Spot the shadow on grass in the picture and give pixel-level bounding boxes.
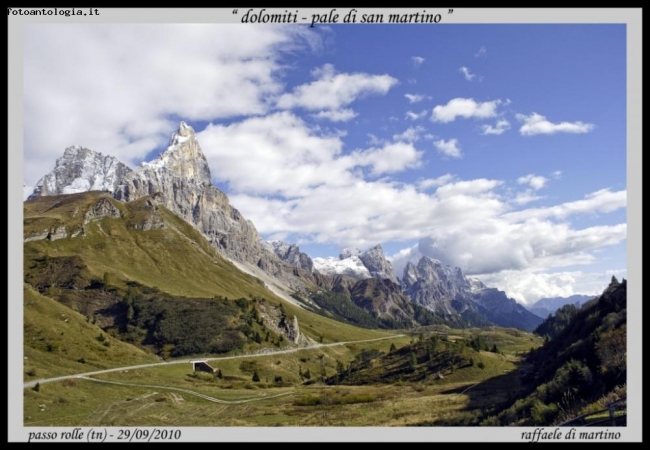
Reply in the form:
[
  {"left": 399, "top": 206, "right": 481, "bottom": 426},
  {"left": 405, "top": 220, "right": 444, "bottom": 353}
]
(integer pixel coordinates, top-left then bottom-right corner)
[{"left": 417, "top": 366, "right": 528, "bottom": 426}]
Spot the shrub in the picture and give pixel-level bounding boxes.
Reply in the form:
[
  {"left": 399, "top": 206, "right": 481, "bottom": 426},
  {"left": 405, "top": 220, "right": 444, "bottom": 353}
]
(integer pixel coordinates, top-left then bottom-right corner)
[
  {"left": 530, "top": 400, "right": 558, "bottom": 425},
  {"left": 295, "top": 395, "right": 321, "bottom": 406},
  {"left": 339, "top": 394, "right": 375, "bottom": 404},
  {"left": 46, "top": 342, "right": 61, "bottom": 352}
]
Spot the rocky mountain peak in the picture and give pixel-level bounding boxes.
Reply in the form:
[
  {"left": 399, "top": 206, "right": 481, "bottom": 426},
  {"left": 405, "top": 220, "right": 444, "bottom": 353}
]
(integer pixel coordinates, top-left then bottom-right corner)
[
  {"left": 177, "top": 120, "right": 194, "bottom": 137},
  {"left": 400, "top": 255, "right": 542, "bottom": 330},
  {"left": 312, "top": 244, "right": 399, "bottom": 283},
  {"left": 469, "top": 277, "right": 487, "bottom": 292},
  {"left": 29, "top": 146, "right": 132, "bottom": 200},
  {"left": 402, "top": 261, "right": 419, "bottom": 288},
  {"left": 268, "top": 240, "right": 314, "bottom": 274},
  {"left": 339, "top": 247, "right": 361, "bottom": 259},
  {"left": 414, "top": 256, "right": 469, "bottom": 288},
  {"left": 27, "top": 123, "right": 306, "bottom": 289},
  {"left": 137, "top": 121, "right": 211, "bottom": 184},
  {"left": 63, "top": 145, "right": 85, "bottom": 157},
  {"left": 359, "top": 244, "right": 398, "bottom": 284}
]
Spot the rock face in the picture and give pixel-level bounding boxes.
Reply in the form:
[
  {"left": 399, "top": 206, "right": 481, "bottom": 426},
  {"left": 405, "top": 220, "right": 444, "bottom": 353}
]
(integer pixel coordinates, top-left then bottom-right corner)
[
  {"left": 84, "top": 197, "right": 123, "bottom": 224},
  {"left": 313, "top": 254, "right": 371, "bottom": 280},
  {"left": 112, "top": 123, "right": 308, "bottom": 289},
  {"left": 359, "top": 245, "right": 398, "bottom": 284},
  {"left": 312, "top": 244, "right": 397, "bottom": 282},
  {"left": 29, "top": 122, "right": 313, "bottom": 294},
  {"left": 402, "top": 257, "right": 471, "bottom": 316},
  {"left": 26, "top": 121, "right": 543, "bottom": 331},
  {"left": 471, "top": 288, "right": 544, "bottom": 331},
  {"left": 349, "top": 278, "right": 419, "bottom": 326},
  {"left": 256, "top": 299, "right": 312, "bottom": 346},
  {"left": 114, "top": 121, "right": 212, "bottom": 223},
  {"left": 29, "top": 146, "right": 132, "bottom": 200},
  {"left": 268, "top": 241, "right": 314, "bottom": 273},
  {"left": 402, "top": 256, "right": 542, "bottom": 331}
]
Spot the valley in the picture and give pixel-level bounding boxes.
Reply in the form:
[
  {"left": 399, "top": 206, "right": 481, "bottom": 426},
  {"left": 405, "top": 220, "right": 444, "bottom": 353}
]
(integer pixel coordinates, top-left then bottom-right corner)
[
  {"left": 24, "top": 322, "right": 541, "bottom": 427},
  {"left": 22, "top": 122, "right": 627, "bottom": 429}
]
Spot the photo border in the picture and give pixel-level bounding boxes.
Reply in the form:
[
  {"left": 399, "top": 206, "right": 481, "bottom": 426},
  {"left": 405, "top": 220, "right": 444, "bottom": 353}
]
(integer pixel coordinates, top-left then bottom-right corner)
[{"left": 8, "top": 7, "right": 642, "bottom": 442}]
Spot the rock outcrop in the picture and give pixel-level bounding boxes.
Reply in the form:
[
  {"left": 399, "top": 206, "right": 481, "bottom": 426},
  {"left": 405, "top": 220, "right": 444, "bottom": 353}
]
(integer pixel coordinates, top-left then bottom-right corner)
[
  {"left": 109, "top": 124, "right": 294, "bottom": 281},
  {"left": 402, "top": 256, "right": 542, "bottom": 330},
  {"left": 29, "top": 146, "right": 132, "bottom": 200},
  {"left": 84, "top": 197, "right": 123, "bottom": 224},
  {"left": 312, "top": 244, "right": 397, "bottom": 282},
  {"left": 358, "top": 245, "right": 398, "bottom": 284},
  {"left": 29, "top": 122, "right": 314, "bottom": 294},
  {"left": 256, "top": 299, "right": 313, "bottom": 346},
  {"left": 268, "top": 241, "right": 314, "bottom": 274}
]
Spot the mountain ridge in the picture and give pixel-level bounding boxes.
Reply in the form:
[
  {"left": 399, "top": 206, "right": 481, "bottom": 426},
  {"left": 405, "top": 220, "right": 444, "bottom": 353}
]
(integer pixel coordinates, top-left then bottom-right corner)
[
  {"left": 526, "top": 294, "right": 594, "bottom": 319},
  {"left": 26, "top": 121, "right": 546, "bottom": 332}
]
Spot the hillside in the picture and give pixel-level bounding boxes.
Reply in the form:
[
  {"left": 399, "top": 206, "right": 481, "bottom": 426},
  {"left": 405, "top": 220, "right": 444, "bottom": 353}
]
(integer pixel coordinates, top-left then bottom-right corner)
[
  {"left": 21, "top": 122, "right": 625, "bottom": 430},
  {"left": 476, "top": 278, "right": 627, "bottom": 426},
  {"left": 24, "top": 284, "right": 159, "bottom": 381},
  {"left": 24, "top": 192, "right": 279, "bottom": 300},
  {"left": 26, "top": 122, "right": 546, "bottom": 333},
  {"left": 527, "top": 294, "right": 593, "bottom": 319},
  {"left": 23, "top": 192, "right": 391, "bottom": 358}
]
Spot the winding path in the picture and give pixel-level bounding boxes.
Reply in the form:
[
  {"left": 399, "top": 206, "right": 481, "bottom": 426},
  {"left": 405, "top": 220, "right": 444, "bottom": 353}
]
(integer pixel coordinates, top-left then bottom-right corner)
[
  {"left": 78, "top": 377, "right": 295, "bottom": 404},
  {"left": 23, "top": 334, "right": 403, "bottom": 389}
]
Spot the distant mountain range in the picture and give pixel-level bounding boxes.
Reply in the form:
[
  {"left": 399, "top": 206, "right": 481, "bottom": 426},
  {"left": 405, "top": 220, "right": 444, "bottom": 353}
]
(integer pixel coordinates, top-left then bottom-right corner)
[
  {"left": 525, "top": 294, "right": 595, "bottom": 319},
  {"left": 25, "top": 122, "right": 553, "bottom": 332}
]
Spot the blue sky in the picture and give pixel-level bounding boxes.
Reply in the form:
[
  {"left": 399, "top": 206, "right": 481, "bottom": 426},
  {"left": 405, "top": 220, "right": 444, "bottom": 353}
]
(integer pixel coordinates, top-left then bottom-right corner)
[{"left": 23, "top": 22, "right": 627, "bottom": 304}]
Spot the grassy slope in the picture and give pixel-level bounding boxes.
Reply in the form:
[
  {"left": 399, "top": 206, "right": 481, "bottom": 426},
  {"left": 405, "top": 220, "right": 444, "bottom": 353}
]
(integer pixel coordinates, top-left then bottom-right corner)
[
  {"left": 24, "top": 328, "right": 542, "bottom": 426},
  {"left": 24, "top": 332, "right": 396, "bottom": 426},
  {"left": 23, "top": 193, "right": 389, "bottom": 351},
  {"left": 24, "top": 193, "right": 277, "bottom": 300},
  {"left": 23, "top": 193, "right": 551, "bottom": 426},
  {"left": 23, "top": 284, "right": 159, "bottom": 381}
]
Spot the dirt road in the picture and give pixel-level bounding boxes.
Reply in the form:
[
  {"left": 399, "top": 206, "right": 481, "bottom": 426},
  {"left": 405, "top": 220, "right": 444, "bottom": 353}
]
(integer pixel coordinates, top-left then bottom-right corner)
[{"left": 23, "top": 334, "right": 403, "bottom": 389}]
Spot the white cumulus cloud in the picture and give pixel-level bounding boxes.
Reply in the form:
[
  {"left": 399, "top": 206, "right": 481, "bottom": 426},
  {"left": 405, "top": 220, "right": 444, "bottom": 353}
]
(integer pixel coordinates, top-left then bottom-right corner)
[
  {"left": 352, "top": 142, "right": 423, "bottom": 176},
  {"left": 393, "top": 126, "right": 426, "bottom": 143},
  {"left": 476, "top": 268, "right": 627, "bottom": 305},
  {"left": 432, "top": 98, "right": 501, "bottom": 123},
  {"left": 405, "top": 110, "right": 428, "bottom": 121},
  {"left": 517, "top": 113, "right": 595, "bottom": 136},
  {"left": 313, "top": 108, "right": 358, "bottom": 122},
  {"left": 417, "top": 174, "right": 455, "bottom": 191},
  {"left": 504, "top": 188, "right": 626, "bottom": 222},
  {"left": 481, "top": 119, "right": 511, "bottom": 135},
  {"left": 23, "top": 23, "right": 320, "bottom": 187},
  {"left": 405, "top": 93, "right": 429, "bottom": 103},
  {"left": 276, "top": 63, "right": 397, "bottom": 113},
  {"left": 517, "top": 174, "right": 548, "bottom": 190},
  {"left": 434, "top": 139, "right": 462, "bottom": 158}
]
